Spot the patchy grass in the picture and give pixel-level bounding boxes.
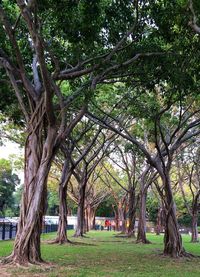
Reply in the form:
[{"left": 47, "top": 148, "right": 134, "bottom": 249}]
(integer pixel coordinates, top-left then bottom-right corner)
[{"left": 0, "top": 231, "right": 200, "bottom": 276}]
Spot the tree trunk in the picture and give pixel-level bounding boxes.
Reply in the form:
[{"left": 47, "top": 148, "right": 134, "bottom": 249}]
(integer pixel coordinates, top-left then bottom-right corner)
[
  {"left": 191, "top": 213, "right": 199, "bottom": 243},
  {"left": 3, "top": 126, "right": 57, "bottom": 264},
  {"left": 87, "top": 205, "right": 96, "bottom": 230},
  {"left": 127, "top": 187, "right": 136, "bottom": 237},
  {"left": 54, "top": 185, "right": 70, "bottom": 244},
  {"left": 136, "top": 188, "right": 150, "bottom": 244},
  {"left": 53, "top": 158, "right": 71, "bottom": 244},
  {"left": 156, "top": 207, "right": 162, "bottom": 235},
  {"left": 92, "top": 211, "right": 96, "bottom": 230},
  {"left": 84, "top": 208, "right": 89, "bottom": 233},
  {"left": 118, "top": 202, "right": 126, "bottom": 233},
  {"left": 163, "top": 205, "right": 184, "bottom": 257},
  {"left": 112, "top": 205, "right": 119, "bottom": 231},
  {"left": 74, "top": 179, "right": 87, "bottom": 237},
  {"left": 163, "top": 174, "right": 186, "bottom": 257}
]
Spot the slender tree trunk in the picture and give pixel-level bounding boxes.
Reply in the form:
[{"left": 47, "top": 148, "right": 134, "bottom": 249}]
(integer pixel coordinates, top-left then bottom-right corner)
[
  {"left": 136, "top": 188, "right": 150, "bottom": 244},
  {"left": 84, "top": 209, "right": 89, "bottom": 233},
  {"left": 87, "top": 205, "right": 96, "bottom": 230},
  {"left": 191, "top": 212, "right": 199, "bottom": 243},
  {"left": 51, "top": 156, "right": 71, "bottom": 244},
  {"left": 92, "top": 210, "right": 96, "bottom": 230},
  {"left": 156, "top": 207, "right": 162, "bottom": 235},
  {"left": 3, "top": 126, "right": 57, "bottom": 264},
  {"left": 163, "top": 174, "right": 186, "bottom": 257},
  {"left": 53, "top": 185, "right": 70, "bottom": 244},
  {"left": 112, "top": 205, "right": 119, "bottom": 231},
  {"left": 118, "top": 203, "right": 126, "bottom": 233},
  {"left": 74, "top": 180, "right": 87, "bottom": 237},
  {"left": 127, "top": 187, "right": 136, "bottom": 237}
]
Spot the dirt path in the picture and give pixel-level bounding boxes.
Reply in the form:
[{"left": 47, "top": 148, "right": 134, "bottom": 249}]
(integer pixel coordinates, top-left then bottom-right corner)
[{"left": 0, "top": 267, "right": 11, "bottom": 277}]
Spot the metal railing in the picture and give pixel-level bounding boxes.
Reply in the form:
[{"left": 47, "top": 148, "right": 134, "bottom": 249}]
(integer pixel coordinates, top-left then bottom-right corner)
[{"left": 0, "top": 223, "right": 74, "bottom": 241}]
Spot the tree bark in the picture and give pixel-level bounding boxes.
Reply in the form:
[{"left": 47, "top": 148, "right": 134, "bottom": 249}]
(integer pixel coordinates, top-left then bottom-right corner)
[
  {"left": 53, "top": 158, "right": 71, "bottom": 244},
  {"left": 53, "top": 184, "right": 70, "bottom": 244},
  {"left": 118, "top": 202, "right": 126, "bottom": 233},
  {"left": 156, "top": 207, "right": 163, "bottom": 235},
  {"left": 112, "top": 205, "right": 119, "bottom": 231},
  {"left": 74, "top": 179, "right": 87, "bottom": 237},
  {"left": 191, "top": 213, "right": 199, "bottom": 243},
  {"left": 84, "top": 209, "right": 89, "bottom": 233},
  {"left": 136, "top": 188, "right": 150, "bottom": 244},
  {"left": 86, "top": 205, "right": 96, "bottom": 230},
  {"left": 127, "top": 187, "right": 137, "bottom": 237},
  {"left": 163, "top": 174, "right": 186, "bottom": 257},
  {"left": 3, "top": 126, "right": 57, "bottom": 264}
]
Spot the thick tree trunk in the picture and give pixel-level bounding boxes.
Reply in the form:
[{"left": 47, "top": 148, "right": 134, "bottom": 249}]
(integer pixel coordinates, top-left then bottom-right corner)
[
  {"left": 163, "top": 175, "right": 186, "bottom": 257},
  {"left": 164, "top": 205, "right": 184, "bottom": 257},
  {"left": 136, "top": 189, "right": 150, "bottom": 244},
  {"left": 3, "top": 127, "right": 57, "bottom": 264},
  {"left": 74, "top": 180, "right": 87, "bottom": 237},
  {"left": 127, "top": 188, "right": 136, "bottom": 237},
  {"left": 191, "top": 213, "right": 199, "bottom": 243}
]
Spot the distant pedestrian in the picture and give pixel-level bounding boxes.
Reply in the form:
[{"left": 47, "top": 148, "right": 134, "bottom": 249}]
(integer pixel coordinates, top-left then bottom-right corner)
[{"left": 105, "top": 219, "right": 109, "bottom": 231}]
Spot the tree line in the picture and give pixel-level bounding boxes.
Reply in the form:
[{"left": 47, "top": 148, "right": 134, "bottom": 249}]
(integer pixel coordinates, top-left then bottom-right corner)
[{"left": 0, "top": 0, "right": 200, "bottom": 265}]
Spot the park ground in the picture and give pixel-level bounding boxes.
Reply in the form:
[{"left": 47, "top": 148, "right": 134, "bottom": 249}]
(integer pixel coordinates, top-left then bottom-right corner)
[{"left": 0, "top": 231, "right": 200, "bottom": 277}]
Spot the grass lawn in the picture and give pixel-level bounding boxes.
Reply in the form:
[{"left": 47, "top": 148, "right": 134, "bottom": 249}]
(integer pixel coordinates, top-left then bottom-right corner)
[{"left": 0, "top": 231, "right": 200, "bottom": 276}]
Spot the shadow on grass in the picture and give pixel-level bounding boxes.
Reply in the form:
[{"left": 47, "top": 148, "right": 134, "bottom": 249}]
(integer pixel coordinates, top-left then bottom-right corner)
[{"left": 70, "top": 241, "right": 97, "bottom": 246}]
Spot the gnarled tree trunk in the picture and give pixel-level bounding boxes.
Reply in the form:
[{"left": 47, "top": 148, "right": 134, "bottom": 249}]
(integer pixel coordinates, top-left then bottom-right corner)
[
  {"left": 53, "top": 159, "right": 71, "bottom": 244},
  {"left": 191, "top": 213, "right": 199, "bottom": 243},
  {"left": 74, "top": 179, "right": 87, "bottom": 237},
  {"left": 127, "top": 187, "right": 137, "bottom": 237},
  {"left": 136, "top": 188, "right": 150, "bottom": 244},
  {"left": 112, "top": 205, "right": 119, "bottom": 231},
  {"left": 86, "top": 205, "right": 96, "bottom": 230},
  {"left": 163, "top": 175, "right": 186, "bottom": 257},
  {"left": 84, "top": 208, "right": 89, "bottom": 233},
  {"left": 54, "top": 184, "right": 70, "bottom": 244},
  {"left": 3, "top": 126, "right": 57, "bottom": 264},
  {"left": 118, "top": 201, "right": 127, "bottom": 234},
  {"left": 156, "top": 206, "right": 165, "bottom": 235}
]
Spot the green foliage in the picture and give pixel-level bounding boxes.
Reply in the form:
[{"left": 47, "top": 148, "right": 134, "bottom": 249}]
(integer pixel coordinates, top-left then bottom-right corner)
[
  {"left": 96, "top": 197, "right": 115, "bottom": 217},
  {"left": 0, "top": 158, "right": 20, "bottom": 216},
  {"left": 46, "top": 190, "right": 59, "bottom": 216},
  {"left": 146, "top": 195, "right": 159, "bottom": 223},
  {"left": 178, "top": 214, "right": 200, "bottom": 227}
]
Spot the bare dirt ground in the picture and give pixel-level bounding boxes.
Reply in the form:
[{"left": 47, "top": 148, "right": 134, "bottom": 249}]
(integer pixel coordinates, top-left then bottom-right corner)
[{"left": 0, "top": 266, "right": 11, "bottom": 277}]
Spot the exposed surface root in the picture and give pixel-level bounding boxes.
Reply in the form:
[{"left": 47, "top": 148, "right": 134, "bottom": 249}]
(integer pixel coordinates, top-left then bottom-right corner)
[
  {"left": 127, "top": 233, "right": 136, "bottom": 238},
  {"left": 70, "top": 241, "right": 97, "bottom": 246},
  {"left": 46, "top": 238, "right": 72, "bottom": 245},
  {"left": 114, "top": 234, "right": 129, "bottom": 238},
  {"left": 73, "top": 234, "right": 88, "bottom": 238},
  {"left": 0, "top": 253, "right": 46, "bottom": 267},
  {"left": 135, "top": 239, "right": 152, "bottom": 244},
  {"left": 161, "top": 250, "right": 196, "bottom": 259}
]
